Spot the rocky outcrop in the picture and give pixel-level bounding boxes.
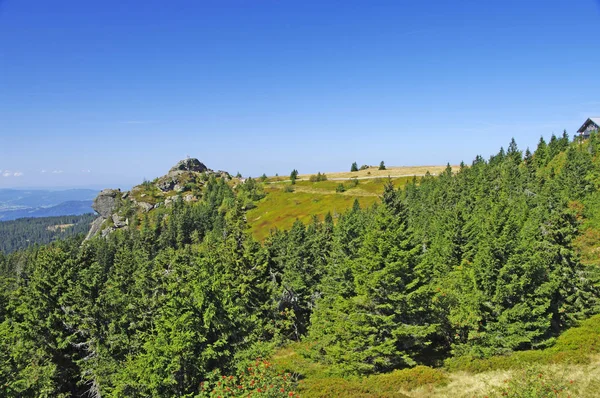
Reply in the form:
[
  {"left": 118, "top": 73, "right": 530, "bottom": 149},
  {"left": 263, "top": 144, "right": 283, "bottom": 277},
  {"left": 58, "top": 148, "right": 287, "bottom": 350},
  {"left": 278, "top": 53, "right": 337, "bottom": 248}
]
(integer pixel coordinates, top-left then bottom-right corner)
[
  {"left": 164, "top": 196, "right": 181, "bottom": 207},
  {"left": 84, "top": 189, "right": 123, "bottom": 241},
  {"left": 136, "top": 201, "right": 154, "bottom": 212},
  {"left": 85, "top": 217, "right": 105, "bottom": 241},
  {"left": 169, "top": 158, "right": 207, "bottom": 175},
  {"left": 93, "top": 189, "right": 120, "bottom": 218},
  {"left": 156, "top": 177, "right": 177, "bottom": 192},
  {"left": 112, "top": 214, "right": 127, "bottom": 228},
  {"left": 157, "top": 158, "right": 209, "bottom": 192},
  {"left": 85, "top": 158, "right": 219, "bottom": 241},
  {"left": 101, "top": 226, "right": 116, "bottom": 238}
]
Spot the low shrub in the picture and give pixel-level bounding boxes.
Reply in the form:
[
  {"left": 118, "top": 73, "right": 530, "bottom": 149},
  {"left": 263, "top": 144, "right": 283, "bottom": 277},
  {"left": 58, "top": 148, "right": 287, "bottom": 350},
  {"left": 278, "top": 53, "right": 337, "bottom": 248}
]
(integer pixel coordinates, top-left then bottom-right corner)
[
  {"left": 284, "top": 185, "right": 295, "bottom": 193},
  {"left": 369, "top": 366, "right": 448, "bottom": 392},
  {"left": 299, "top": 377, "right": 377, "bottom": 398},
  {"left": 198, "top": 358, "right": 298, "bottom": 398},
  {"left": 297, "top": 367, "right": 445, "bottom": 398},
  {"left": 336, "top": 184, "right": 346, "bottom": 193},
  {"left": 547, "top": 314, "right": 600, "bottom": 354},
  {"left": 309, "top": 172, "right": 327, "bottom": 182}
]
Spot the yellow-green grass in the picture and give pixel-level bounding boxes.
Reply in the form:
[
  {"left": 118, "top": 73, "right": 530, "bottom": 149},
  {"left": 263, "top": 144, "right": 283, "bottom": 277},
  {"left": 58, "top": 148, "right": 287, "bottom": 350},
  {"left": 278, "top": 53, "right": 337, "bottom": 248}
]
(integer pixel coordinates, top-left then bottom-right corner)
[
  {"left": 411, "top": 357, "right": 600, "bottom": 398},
  {"left": 247, "top": 188, "right": 377, "bottom": 241},
  {"left": 266, "top": 165, "right": 454, "bottom": 183},
  {"left": 247, "top": 177, "right": 414, "bottom": 240},
  {"left": 313, "top": 165, "right": 454, "bottom": 180}
]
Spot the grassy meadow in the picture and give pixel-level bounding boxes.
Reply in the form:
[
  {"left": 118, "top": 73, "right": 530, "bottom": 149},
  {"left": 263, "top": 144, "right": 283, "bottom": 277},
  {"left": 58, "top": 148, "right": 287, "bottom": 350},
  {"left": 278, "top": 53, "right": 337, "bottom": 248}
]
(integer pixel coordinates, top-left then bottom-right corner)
[
  {"left": 266, "top": 165, "right": 453, "bottom": 182},
  {"left": 246, "top": 163, "right": 452, "bottom": 241},
  {"left": 247, "top": 175, "right": 416, "bottom": 240}
]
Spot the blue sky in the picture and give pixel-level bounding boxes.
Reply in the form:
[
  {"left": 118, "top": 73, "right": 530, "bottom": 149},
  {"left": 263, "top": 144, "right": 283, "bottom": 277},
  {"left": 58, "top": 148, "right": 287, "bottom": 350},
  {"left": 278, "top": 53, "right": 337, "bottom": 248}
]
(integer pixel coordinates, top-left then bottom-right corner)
[{"left": 1, "top": 0, "right": 599, "bottom": 188}]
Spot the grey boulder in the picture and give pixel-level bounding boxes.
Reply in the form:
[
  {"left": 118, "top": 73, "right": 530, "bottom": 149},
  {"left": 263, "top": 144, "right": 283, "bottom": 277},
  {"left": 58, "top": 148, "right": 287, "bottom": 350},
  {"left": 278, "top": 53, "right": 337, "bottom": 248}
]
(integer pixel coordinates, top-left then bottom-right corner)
[{"left": 92, "top": 189, "right": 120, "bottom": 218}]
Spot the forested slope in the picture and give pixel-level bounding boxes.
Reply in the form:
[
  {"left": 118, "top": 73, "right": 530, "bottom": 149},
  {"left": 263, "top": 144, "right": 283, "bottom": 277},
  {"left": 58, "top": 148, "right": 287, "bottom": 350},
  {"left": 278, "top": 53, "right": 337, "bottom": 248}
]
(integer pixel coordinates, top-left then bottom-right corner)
[
  {"left": 1, "top": 133, "right": 599, "bottom": 397},
  {"left": 0, "top": 214, "right": 96, "bottom": 253}
]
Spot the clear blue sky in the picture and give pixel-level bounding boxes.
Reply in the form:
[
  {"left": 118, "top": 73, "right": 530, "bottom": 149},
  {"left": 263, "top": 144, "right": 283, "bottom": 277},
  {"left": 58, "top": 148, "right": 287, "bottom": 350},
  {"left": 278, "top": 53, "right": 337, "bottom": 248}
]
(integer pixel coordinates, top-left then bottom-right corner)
[{"left": 1, "top": 0, "right": 599, "bottom": 188}]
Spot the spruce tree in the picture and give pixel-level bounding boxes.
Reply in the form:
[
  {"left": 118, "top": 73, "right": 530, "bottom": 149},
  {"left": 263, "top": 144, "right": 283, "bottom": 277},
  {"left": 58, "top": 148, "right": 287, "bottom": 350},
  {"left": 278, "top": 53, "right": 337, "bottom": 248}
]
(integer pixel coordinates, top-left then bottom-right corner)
[{"left": 290, "top": 169, "right": 298, "bottom": 185}]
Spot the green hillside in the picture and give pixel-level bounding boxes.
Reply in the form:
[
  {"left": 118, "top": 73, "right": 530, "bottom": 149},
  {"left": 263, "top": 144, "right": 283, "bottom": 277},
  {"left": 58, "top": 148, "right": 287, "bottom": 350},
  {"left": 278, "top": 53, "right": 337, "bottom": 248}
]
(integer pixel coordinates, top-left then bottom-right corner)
[
  {"left": 248, "top": 176, "right": 415, "bottom": 240},
  {"left": 1, "top": 134, "right": 600, "bottom": 397}
]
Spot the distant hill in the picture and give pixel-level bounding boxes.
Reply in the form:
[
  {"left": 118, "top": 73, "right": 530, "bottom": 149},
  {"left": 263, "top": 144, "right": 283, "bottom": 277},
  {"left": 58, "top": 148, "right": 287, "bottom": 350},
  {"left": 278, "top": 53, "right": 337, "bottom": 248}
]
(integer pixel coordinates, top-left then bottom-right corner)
[
  {"left": 0, "top": 188, "right": 98, "bottom": 210},
  {"left": 0, "top": 189, "right": 97, "bottom": 221},
  {"left": 1, "top": 200, "right": 95, "bottom": 221},
  {"left": 0, "top": 213, "right": 97, "bottom": 253},
  {"left": 0, "top": 200, "right": 94, "bottom": 221}
]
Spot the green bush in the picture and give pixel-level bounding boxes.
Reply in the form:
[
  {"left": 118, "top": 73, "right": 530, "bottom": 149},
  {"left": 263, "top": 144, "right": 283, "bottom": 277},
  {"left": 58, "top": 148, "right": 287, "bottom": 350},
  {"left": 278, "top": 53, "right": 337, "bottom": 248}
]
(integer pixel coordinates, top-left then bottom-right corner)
[
  {"left": 284, "top": 185, "right": 295, "bottom": 193},
  {"left": 297, "top": 366, "right": 445, "bottom": 398},
  {"left": 336, "top": 184, "right": 346, "bottom": 193},
  {"left": 309, "top": 172, "right": 327, "bottom": 182},
  {"left": 370, "top": 366, "right": 448, "bottom": 391},
  {"left": 299, "top": 377, "right": 376, "bottom": 398}
]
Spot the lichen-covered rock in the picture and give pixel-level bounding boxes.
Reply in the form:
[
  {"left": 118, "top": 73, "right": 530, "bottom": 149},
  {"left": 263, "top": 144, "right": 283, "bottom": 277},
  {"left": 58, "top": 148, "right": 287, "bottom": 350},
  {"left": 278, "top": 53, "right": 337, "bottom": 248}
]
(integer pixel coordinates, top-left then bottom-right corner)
[
  {"left": 214, "top": 170, "right": 231, "bottom": 179},
  {"left": 164, "top": 196, "right": 182, "bottom": 207},
  {"left": 183, "top": 194, "right": 196, "bottom": 202},
  {"left": 112, "top": 214, "right": 127, "bottom": 228},
  {"left": 137, "top": 201, "right": 154, "bottom": 212},
  {"left": 173, "top": 184, "right": 184, "bottom": 192},
  {"left": 156, "top": 176, "right": 176, "bottom": 192}
]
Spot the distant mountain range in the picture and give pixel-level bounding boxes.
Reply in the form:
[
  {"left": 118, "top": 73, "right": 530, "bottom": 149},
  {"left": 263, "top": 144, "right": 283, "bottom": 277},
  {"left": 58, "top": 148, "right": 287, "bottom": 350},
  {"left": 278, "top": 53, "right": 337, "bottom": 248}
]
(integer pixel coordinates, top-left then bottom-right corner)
[{"left": 0, "top": 189, "right": 98, "bottom": 221}]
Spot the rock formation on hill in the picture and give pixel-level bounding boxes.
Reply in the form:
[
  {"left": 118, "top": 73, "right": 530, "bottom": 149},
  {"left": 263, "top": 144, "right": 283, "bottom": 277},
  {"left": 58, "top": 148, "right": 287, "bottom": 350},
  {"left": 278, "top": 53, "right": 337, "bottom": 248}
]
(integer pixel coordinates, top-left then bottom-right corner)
[
  {"left": 93, "top": 189, "right": 120, "bottom": 218},
  {"left": 85, "top": 189, "right": 121, "bottom": 240},
  {"left": 85, "top": 158, "right": 231, "bottom": 240},
  {"left": 169, "top": 158, "right": 208, "bottom": 174}
]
